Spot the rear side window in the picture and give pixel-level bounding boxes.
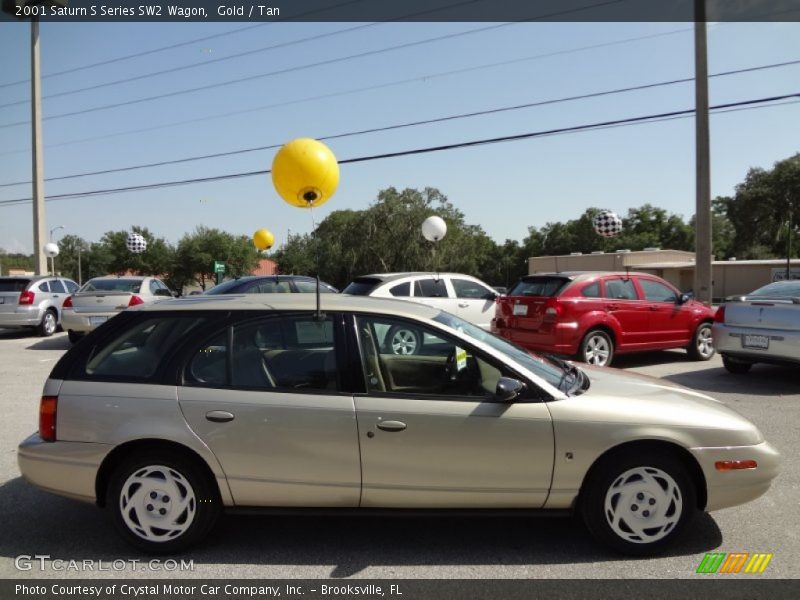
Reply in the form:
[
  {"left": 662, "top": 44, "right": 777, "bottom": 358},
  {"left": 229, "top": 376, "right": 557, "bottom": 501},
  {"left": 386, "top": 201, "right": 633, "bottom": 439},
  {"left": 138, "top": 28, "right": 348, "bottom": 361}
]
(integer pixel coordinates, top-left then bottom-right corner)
[
  {"left": 342, "top": 278, "right": 382, "bottom": 295},
  {"left": 414, "top": 278, "right": 448, "bottom": 298},
  {"left": 605, "top": 278, "right": 638, "bottom": 300},
  {"left": 37, "top": 281, "right": 51, "bottom": 292},
  {"left": 85, "top": 317, "right": 206, "bottom": 380},
  {"left": 581, "top": 282, "right": 602, "bottom": 298},
  {"left": 509, "top": 276, "right": 570, "bottom": 297},
  {"left": 248, "top": 280, "right": 291, "bottom": 293},
  {"left": 389, "top": 282, "right": 411, "bottom": 297},
  {"left": 294, "top": 279, "right": 336, "bottom": 293},
  {"left": 0, "top": 279, "right": 31, "bottom": 292}
]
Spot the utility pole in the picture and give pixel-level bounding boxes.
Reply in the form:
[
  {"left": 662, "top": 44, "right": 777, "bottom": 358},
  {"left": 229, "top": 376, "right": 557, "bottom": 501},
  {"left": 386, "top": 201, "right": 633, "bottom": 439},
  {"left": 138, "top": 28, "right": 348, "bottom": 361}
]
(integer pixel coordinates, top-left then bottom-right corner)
[
  {"left": 693, "top": 0, "right": 713, "bottom": 305},
  {"left": 31, "top": 15, "right": 47, "bottom": 276}
]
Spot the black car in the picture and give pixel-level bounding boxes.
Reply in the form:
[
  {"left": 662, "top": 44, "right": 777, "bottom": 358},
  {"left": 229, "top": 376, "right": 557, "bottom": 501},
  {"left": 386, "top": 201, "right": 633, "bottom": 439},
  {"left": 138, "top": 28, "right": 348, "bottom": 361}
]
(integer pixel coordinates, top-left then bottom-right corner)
[{"left": 204, "top": 275, "right": 339, "bottom": 295}]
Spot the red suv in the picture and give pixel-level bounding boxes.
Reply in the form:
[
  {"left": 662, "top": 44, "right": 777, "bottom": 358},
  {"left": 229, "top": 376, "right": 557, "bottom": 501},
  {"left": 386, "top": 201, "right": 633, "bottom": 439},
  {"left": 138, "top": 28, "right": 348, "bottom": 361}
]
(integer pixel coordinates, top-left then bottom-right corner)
[{"left": 491, "top": 272, "right": 716, "bottom": 366}]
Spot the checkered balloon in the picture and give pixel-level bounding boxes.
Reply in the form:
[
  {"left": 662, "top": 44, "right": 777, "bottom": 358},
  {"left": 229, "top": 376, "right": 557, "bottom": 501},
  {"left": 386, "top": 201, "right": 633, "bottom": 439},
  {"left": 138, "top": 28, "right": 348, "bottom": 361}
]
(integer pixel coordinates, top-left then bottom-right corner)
[
  {"left": 593, "top": 210, "right": 623, "bottom": 238},
  {"left": 126, "top": 232, "right": 147, "bottom": 254}
]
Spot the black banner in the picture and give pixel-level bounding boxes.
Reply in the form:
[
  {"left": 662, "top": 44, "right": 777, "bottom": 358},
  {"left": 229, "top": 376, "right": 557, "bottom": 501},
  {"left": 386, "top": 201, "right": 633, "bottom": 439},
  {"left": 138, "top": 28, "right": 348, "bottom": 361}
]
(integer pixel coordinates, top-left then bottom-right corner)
[
  {"left": 1, "top": 0, "right": 800, "bottom": 23},
  {"left": 3, "top": 579, "right": 800, "bottom": 600}
]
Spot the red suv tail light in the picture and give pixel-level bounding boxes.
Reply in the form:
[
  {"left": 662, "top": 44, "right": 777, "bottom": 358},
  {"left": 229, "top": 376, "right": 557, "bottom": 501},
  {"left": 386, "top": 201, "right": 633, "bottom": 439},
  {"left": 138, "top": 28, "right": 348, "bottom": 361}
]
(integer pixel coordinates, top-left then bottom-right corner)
[
  {"left": 19, "top": 290, "right": 35, "bottom": 305},
  {"left": 62, "top": 295, "right": 73, "bottom": 309},
  {"left": 542, "top": 299, "right": 562, "bottom": 323},
  {"left": 128, "top": 295, "right": 144, "bottom": 307},
  {"left": 714, "top": 305, "right": 726, "bottom": 323},
  {"left": 39, "top": 395, "right": 58, "bottom": 442}
]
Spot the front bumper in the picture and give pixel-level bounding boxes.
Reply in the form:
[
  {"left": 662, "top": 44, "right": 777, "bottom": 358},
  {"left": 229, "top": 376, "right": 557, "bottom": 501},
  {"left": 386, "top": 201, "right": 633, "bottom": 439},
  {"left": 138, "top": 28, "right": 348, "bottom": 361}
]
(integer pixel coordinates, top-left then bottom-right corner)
[
  {"left": 690, "top": 440, "right": 780, "bottom": 511},
  {"left": 0, "top": 306, "right": 42, "bottom": 328},
  {"left": 18, "top": 433, "right": 113, "bottom": 503}
]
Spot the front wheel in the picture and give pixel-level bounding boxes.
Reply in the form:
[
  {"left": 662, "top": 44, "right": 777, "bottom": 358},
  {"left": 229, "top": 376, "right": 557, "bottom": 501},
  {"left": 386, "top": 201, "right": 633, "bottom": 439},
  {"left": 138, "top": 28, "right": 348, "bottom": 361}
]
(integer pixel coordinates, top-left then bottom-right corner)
[
  {"left": 67, "top": 330, "right": 84, "bottom": 344},
  {"left": 108, "top": 453, "right": 220, "bottom": 553},
  {"left": 581, "top": 453, "right": 696, "bottom": 555},
  {"left": 579, "top": 330, "right": 614, "bottom": 367},
  {"left": 687, "top": 322, "right": 715, "bottom": 361}
]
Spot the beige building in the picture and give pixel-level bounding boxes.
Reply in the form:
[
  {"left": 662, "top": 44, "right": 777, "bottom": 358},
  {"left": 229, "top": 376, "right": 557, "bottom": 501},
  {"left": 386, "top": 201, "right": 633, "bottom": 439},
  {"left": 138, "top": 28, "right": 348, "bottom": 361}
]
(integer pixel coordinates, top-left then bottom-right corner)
[{"left": 529, "top": 249, "right": 800, "bottom": 301}]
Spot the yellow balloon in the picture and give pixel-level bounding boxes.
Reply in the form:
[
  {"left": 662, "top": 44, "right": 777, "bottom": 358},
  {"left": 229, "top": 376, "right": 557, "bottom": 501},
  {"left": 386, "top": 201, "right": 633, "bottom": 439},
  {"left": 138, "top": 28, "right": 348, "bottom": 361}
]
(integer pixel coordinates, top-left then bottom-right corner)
[
  {"left": 271, "top": 138, "right": 339, "bottom": 208},
  {"left": 253, "top": 228, "right": 275, "bottom": 250}
]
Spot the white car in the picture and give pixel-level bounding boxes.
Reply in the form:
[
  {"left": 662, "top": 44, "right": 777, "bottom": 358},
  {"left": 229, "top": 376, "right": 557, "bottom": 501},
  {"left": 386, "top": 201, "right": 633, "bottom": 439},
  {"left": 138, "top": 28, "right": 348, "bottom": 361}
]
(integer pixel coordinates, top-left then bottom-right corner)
[{"left": 343, "top": 272, "right": 499, "bottom": 354}]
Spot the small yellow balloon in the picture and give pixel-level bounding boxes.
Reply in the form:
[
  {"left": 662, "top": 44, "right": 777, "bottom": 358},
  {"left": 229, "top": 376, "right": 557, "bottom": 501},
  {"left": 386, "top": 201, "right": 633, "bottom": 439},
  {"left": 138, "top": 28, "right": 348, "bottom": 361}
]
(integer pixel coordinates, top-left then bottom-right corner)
[
  {"left": 253, "top": 228, "right": 275, "bottom": 250},
  {"left": 271, "top": 138, "right": 339, "bottom": 209}
]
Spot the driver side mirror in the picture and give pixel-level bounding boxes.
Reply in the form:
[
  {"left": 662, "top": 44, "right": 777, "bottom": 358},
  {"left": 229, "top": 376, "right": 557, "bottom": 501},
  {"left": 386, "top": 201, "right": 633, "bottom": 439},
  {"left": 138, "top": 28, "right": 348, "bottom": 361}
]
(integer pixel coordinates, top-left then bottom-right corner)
[
  {"left": 493, "top": 377, "right": 526, "bottom": 403},
  {"left": 678, "top": 291, "right": 694, "bottom": 304}
]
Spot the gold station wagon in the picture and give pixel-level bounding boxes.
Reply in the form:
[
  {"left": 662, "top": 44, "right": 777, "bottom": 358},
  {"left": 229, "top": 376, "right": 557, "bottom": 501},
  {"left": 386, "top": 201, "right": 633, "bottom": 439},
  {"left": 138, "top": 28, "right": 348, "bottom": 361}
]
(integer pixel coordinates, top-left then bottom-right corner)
[{"left": 18, "top": 294, "right": 779, "bottom": 554}]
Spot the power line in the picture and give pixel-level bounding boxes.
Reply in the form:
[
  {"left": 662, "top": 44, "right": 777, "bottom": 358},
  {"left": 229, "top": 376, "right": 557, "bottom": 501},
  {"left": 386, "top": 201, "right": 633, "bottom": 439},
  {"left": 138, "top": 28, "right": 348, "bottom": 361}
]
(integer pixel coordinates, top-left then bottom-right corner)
[
  {"left": 0, "top": 0, "right": 623, "bottom": 129},
  {"left": 0, "top": 0, "right": 370, "bottom": 89},
  {"left": 1, "top": 57, "right": 797, "bottom": 188},
  {"left": 1, "top": 92, "right": 796, "bottom": 207}
]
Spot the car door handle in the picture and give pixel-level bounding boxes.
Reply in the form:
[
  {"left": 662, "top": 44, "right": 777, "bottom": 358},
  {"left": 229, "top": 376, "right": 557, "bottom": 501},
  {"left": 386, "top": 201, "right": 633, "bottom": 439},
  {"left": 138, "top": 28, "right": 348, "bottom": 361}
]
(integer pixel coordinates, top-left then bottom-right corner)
[
  {"left": 458, "top": 302, "right": 469, "bottom": 308},
  {"left": 607, "top": 303, "right": 620, "bottom": 310},
  {"left": 376, "top": 420, "right": 407, "bottom": 432},
  {"left": 205, "top": 410, "right": 235, "bottom": 423},
  {"left": 648, "top": 305, "right": 660, "bottom": 311}
]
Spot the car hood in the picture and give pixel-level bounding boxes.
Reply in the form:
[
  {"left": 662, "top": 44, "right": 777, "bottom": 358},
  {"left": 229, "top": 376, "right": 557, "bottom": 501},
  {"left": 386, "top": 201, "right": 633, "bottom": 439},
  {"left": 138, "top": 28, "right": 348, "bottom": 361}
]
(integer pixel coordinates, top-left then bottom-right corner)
[{"left": 547, "top": 364, "right": 764, "bottom": 447}]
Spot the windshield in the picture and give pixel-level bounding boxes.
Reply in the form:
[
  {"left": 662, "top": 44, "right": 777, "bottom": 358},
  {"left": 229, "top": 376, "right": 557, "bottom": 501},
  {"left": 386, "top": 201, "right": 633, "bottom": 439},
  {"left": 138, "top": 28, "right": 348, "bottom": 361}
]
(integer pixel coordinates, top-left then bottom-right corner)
[
  {"left": 342, "top": 278, "right": 382, "bottom": 295},
  {"left": 750, "top": 281, "right": 800, "bottom": 298},
  {"left": 432, "top": 311, "right": 565, "bottom": 389},
  {"left": 508, "top": 276, "right": 571, "bottom": 297},
  {"left": 81, "top": 279, "right": 143, "bottom": 293}
]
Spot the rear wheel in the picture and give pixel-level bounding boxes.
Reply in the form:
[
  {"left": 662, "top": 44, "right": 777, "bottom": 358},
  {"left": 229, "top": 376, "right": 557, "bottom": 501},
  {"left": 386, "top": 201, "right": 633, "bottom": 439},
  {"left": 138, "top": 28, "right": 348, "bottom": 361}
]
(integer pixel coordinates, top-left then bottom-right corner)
[
  {"left": 687, "top": 322, "right": 715, "bottom": 361},
  {"left": 67, "top": 330, "right": 84, "bottom": 344},
  {"left": 581, "top": 452, "right": 696, "bottom": 555},
  {"left": 386, "top": 325, "right": 422, "bottom": 355},
  {"left": 579, "top": 329, "right": 614, "bottom": 367},
  {"left": 38, "top": 309, "right": 57, "bottom": 337},
  {"left": 108, "top": 453, "right": 221, "bottom": 553},
  {"left": 722, "top": 355, "right": 752, "bottom": 374}
]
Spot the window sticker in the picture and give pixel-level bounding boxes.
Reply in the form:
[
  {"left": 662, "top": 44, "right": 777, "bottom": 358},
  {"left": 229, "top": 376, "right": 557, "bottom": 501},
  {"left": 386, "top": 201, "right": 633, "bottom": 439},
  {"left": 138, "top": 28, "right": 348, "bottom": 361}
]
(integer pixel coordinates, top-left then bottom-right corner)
[{"left": 455, "top": 346, "right": 468, "bottom": 371}]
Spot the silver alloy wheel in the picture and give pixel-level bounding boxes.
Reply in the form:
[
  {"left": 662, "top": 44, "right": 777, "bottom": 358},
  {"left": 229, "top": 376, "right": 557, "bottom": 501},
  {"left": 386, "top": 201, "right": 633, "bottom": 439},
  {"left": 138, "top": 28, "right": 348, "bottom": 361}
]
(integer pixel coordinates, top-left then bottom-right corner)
[
  {"left": 119, "top": 465, "right": 197, "bottom": 543},
  {"left": 584, "top": 334, "right": 610, "bottom": 365},
  {"left": 42, "top": 311, "right": 56, "bottom": 335},
  {"left": 390, "top": 328, "right": 419, "bottom": 355},
  {"left": 696, "top": 325, "right": 714, "bottom": 358},
  {"left": 604, "top": 466, "right": 683, "bottom": 545}
]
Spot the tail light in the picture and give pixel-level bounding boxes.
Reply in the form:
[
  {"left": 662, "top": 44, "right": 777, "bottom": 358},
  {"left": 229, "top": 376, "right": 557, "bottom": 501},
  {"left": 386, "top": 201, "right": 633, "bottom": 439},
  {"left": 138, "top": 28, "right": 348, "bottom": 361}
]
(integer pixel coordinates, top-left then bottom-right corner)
[
  {"left": 19, "top": 290, "right": 35, "bottom": 305},
  {"left": 39, "top": 395, "right": 58, "bottom": 442},
  {"left": 714, "top": 305, "right": 726, "bottom": 323},
  {"left": 62, "top": 295, "right": 73, "bottom": 309},
  {"left": 543, "top": 299, "right": 562, "bottom": 323},
  {"left": 128, "top": 295, "right": 144, "bottom": 307}
]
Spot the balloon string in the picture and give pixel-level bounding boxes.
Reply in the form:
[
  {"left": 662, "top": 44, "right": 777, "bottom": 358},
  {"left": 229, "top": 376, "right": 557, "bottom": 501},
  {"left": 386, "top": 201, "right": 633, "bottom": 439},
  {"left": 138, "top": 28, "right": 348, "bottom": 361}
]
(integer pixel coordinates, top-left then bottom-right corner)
[{"left": 309, "top": 202, "right": 324, "bottom": 320}]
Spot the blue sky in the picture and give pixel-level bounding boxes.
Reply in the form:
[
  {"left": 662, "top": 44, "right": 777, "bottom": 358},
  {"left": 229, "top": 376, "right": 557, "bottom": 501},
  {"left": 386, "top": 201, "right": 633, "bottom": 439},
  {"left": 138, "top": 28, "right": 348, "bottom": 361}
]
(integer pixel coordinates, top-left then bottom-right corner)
[{"left": 0, "top": 20, "right": 798, "bottom": 254}]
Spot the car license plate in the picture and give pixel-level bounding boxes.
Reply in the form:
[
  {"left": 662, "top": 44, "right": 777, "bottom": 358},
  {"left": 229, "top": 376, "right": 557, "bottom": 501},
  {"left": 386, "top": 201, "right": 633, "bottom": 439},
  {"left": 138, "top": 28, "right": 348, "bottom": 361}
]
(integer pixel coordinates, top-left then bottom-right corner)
[
  {"left": 513, "top": 304, "right": 528, "bottom": 316},
  {"left": 90, "top": 316, "right": 108, "bottom": 327},
  {"left": 742, "top": 335, "right": 769, "bottom": 350}
]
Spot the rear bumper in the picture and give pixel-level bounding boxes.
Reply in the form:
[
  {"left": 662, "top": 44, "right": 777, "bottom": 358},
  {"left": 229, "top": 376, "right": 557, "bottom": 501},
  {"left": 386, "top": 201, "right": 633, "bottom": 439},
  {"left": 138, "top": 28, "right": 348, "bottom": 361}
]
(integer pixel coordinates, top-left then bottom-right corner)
[
  {"left": 712, "top": 323, "right": 800, "bottom": 365},
  {"left": 18, "top": 433, "right": 112, "bottom": 503},
  {"left": 690, "top": 441, "right": 780, "bottom": 511},
  {"left": 0, "top": 306, "right": 42, "bottom": 328},
  {"left": 491, "top": 321, "right": 580, "bottom": 355},
  {"left": 61, "top": 310, "right": 112, "bottom": 333}
]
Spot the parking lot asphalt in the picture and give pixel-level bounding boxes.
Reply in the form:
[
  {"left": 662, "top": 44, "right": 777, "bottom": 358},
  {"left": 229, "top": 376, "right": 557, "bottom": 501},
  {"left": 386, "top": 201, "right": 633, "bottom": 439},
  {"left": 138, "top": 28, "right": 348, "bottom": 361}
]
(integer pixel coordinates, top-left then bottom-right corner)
[{"left": 0, "top": 329, "right": 797, "bottom": 580}]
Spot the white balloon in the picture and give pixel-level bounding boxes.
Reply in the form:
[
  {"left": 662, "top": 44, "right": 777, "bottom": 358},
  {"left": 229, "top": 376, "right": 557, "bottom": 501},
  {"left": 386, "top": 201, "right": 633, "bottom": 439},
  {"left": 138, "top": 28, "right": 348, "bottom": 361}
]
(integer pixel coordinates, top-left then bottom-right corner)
[
  {"left": 43, "top": 242, "right": 59, "bottom": 258},
  {"left": 421, "top": 215, "right": 447, "bottom": 242},
  {"left": 126, "top": 232, "right": 148, "bottom": 254}
]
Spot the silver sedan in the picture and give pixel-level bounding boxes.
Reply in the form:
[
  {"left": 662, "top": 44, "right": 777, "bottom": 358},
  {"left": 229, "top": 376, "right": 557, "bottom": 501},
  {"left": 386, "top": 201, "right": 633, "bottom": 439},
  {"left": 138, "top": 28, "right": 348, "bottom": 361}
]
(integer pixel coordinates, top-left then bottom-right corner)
[
  {"left": 712, "top": 280, "right": 800, "bottom": 373},
  {"left": 18, "top": 294, "right": 779, "bottom": 555}
]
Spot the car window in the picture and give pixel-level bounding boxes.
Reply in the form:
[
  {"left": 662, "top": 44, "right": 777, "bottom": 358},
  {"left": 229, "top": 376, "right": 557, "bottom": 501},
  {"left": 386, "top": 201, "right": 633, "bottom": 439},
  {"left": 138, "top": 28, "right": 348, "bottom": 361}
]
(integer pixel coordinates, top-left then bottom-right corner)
[
  {"left": 581, "top": 282, "right": 602, "bottom": 298},
  {"left": 0, "top": 279, "right": 30, "bottom": 292},
  {"left": 149, "top": 280, "right": 159, "bottom": 295},
  {"left": 389, "top": 282, "right": 411, "bottom": 297},
  {"left": 186, "top": 315, "right": 338, "bottom": 391},
  {"left": 749, "top": 281, "right": 800, "bottom": 297},
  {"left": 62, "top": 280, "right": 79, "bottom": 293},
  {"left": 508, "top": 276, "right": 570, "bottom": 297},
  {"left": 414, "top": 278, "right": 448, "bottom": 298},
  {"left": 639, "top": 279, "right": 677, "bottom": 303},
  {"left": 37, "top": 281, "right": 51, "bottom": 293},
  {"left": 85, "top": 317, "right": 206, "bottom": 380},
  {"left": 451, "top": 278, "right": 494, "bottom": 299},
  {"left": 605, "top": 278, "right": 638, "bottom": 300},
  {"left": 294, "top": 279, "right": 335, "bottom": 293},
  {"left": 49, "top": 280, "right": 67, "bottom": 294},
  {"left": 342, "top": 278, "right": 382, "bottom": 295},
  {"left": 247, "top": 280, "right": 291, "bottom": 293},
  {"left": 355, "top": 315, "right": 506, "bottom": 399},
  {"left": 82, "top": 278, "right": 143, "bottom": 293},
  {"left": 204, "top": 278, "right": 253, "bottom": 294}
]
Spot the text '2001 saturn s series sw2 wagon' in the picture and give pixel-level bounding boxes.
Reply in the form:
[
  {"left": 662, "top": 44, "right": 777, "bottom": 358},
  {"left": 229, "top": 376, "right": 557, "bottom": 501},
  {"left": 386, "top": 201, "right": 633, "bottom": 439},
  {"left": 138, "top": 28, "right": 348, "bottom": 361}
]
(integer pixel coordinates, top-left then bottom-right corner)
[{"left": 18, "top": 294, "right": 778, "bottom": 555}]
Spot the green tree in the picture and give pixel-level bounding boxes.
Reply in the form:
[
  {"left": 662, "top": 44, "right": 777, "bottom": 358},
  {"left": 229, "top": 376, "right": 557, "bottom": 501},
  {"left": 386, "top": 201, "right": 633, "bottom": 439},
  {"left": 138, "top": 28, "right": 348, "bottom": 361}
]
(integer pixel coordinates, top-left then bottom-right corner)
[
  {"left": 173, "top": 227, "right": 260, "bottom": 291},
  {"left": 97, "top": 227, "right": 175, "bottom": 276}
]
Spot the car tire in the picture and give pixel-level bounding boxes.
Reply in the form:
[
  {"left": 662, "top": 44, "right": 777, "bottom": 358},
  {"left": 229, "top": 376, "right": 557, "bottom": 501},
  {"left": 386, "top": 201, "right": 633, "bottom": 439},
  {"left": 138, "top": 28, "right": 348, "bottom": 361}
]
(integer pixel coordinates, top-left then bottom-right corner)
[
  {"left": 67, "top": 330, "right": 84, "bottom": 344},
  {"left": 385, "top": 325, "right": 422, "bottom": 355},
  {"left": 38, "top": 309, "right": 57, "bottom": 337},
  {"left": 108, "top": 452, "right": 221, "bottom": 554},
  {"left": 579, "top": 329, "right": 614, "bottom": 367},
  {"left": 687, "top": 322, "right": 715, "bottom": 361},
  {"left": 722, "top": 355, "right": 752, "bottom": 374},
  {"left": 581, "top": 452, "right": 696, "bottom": 556}
]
